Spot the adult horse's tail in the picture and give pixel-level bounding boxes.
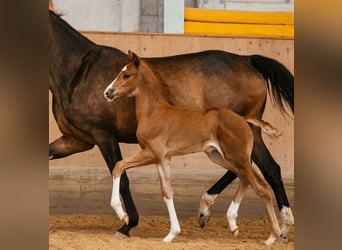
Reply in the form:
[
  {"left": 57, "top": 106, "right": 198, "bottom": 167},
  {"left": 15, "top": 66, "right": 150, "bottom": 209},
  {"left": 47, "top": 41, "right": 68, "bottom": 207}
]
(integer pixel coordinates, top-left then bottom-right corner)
[{"left": 250, "top": 55, "right": 294, "bottom": 115}]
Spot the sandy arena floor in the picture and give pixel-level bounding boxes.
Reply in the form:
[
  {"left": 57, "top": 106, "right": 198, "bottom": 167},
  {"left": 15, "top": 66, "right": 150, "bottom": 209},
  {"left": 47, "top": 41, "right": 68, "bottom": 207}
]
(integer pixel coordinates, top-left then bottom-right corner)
[{"left": 49, "top": 214, "right": 294, "bottom": 250}]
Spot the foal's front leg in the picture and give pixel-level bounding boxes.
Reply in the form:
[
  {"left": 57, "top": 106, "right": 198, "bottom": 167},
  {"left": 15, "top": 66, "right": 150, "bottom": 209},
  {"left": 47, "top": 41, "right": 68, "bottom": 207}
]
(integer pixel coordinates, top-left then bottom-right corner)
[
  {"left": 156, "top": 159, "right": 181, "bottom": 242},
  {"left": 111, "top": 149, "right": 156, "bottom": 225}
]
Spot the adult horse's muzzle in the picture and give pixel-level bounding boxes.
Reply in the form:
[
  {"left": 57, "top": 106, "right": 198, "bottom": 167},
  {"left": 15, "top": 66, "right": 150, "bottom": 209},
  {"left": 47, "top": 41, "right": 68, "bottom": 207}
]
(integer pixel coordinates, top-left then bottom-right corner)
[{"left": 104, "top": 87, "right": 116, "bottom": 102}]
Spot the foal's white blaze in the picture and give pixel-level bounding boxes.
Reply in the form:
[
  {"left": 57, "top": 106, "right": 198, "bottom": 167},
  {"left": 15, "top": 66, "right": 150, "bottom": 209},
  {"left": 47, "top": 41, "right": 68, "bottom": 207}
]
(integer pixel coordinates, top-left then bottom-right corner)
[
  {"left": 163, "top": 197, "right": 181, "bottom": 243},
  {"left": 110, "top": 176, "right": 128, "bottom": 223},
  {"left": 227, "top": 201, "right": 240, "bottom": 232},
  {"left": 104, "top": 64, "right": 129, "bottom": 101}
]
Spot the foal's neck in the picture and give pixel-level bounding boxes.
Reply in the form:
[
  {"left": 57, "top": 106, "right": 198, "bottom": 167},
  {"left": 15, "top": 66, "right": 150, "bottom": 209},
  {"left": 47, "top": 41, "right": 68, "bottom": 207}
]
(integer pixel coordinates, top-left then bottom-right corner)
[{"left": 135, "top": 64, "right": 170, "bottom": 119}]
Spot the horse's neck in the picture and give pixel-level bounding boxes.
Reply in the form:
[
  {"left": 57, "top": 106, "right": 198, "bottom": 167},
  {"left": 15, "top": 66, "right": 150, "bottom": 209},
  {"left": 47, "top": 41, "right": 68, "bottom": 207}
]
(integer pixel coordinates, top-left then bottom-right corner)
[
  {"left": 135, "top": 68, "right": 170, "bottom": 119},
  {"left": 50, "top": 20, "right": 95, "bottom": 60},
  {"left": 49, "top": 14, "right": 97, "bottom": 99}
]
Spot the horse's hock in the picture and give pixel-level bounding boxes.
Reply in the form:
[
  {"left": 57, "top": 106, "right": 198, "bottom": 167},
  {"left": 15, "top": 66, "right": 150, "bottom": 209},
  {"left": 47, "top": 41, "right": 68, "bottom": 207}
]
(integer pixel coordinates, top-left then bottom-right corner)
[{"left": 49, "top": 32, "right": 294, "bottom": 217}]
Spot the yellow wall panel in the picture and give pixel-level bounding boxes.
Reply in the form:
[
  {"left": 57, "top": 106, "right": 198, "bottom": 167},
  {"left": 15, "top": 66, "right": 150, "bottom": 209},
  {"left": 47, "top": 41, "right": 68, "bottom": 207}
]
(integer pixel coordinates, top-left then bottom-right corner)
[
  {"left": 185, "top": 21, "right": 293, "bottom": 38},
  {"left": 185, "top": 7, "right": 294, "bottom": 25}
]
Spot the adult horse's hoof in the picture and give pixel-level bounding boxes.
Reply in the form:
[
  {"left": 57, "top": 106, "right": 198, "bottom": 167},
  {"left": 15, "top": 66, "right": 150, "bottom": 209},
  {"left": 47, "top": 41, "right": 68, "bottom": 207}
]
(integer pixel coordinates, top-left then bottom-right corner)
[
  {"left": 114, "top": 231, "right": 129, "bottom": 238},
  {"left": 231, "top": 227, "right": 239, "bottom": 238},
  {"left": 198, "top": 214, "right": 210, "bottom": 228}
]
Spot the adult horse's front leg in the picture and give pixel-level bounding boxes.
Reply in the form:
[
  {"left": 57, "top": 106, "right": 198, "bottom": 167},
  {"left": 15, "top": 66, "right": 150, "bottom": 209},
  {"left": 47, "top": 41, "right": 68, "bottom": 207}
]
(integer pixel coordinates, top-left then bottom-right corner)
[
  {"left": 96, "top": 135, "right": 139, "bottom": 237},
  {"left": 111, "top": 149, "right": 156, "bottom": 227}
]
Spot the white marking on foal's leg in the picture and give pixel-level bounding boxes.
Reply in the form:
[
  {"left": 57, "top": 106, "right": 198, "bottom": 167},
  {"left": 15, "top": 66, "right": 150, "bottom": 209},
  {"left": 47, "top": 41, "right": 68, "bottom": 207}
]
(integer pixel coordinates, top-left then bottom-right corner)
[
  {"left": 163, "top": 197, "right": 181, "bottom": 243},
  {"left": 198, "top": 192, "right": 218, "bottom": 216},
  {"left": 110, "top": 176, "right": 128, "bottom": 224},
  {"left": 227, "top": 201, "right": 240, "bottom": 235},
  {"left": 265, "top": 233, "right": 278, "bottom": 245},
  {"left": 280, "top": 206, "right": 294, "bottom": 241},
  {"left": 198, "top": 192, "right": 218, "bottom": 227}
]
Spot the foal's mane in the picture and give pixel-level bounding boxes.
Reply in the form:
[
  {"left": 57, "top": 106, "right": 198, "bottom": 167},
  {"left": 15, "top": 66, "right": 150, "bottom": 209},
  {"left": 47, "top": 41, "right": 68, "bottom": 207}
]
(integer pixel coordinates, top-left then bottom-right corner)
[{"left": 139, "top": 59, "right": 171, "bottom": 101}]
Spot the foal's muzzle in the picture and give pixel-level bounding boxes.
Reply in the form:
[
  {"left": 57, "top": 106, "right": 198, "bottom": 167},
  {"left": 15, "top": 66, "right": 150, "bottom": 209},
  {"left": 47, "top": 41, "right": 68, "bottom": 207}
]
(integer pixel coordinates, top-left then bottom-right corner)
[{"left": 104, "top": 88, "right": 115, "bottom": 102}]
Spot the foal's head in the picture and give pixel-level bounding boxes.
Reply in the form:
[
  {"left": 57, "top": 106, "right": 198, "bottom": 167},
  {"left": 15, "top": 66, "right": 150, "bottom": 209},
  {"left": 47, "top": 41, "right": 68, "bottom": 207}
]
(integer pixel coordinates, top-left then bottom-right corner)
[{"left": 104, "top": 51, "right": 144, "bottom": 102}]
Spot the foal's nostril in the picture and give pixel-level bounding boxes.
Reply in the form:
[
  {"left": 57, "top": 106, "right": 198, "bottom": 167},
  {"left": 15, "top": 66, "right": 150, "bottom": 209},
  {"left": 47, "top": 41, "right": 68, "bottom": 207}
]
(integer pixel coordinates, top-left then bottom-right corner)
[{"left": 105, "top": 88, "right": 115, "bottom": 100}]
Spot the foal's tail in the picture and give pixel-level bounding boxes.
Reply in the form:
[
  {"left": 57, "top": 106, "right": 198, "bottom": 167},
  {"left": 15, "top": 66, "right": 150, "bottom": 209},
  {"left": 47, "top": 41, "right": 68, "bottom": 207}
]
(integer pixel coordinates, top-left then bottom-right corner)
[
  {"left": 247, "top": 118, "right": 283, "bottom": 139},
  {"left": 250, "top": 55, "right": 294, "bottom": 115}
]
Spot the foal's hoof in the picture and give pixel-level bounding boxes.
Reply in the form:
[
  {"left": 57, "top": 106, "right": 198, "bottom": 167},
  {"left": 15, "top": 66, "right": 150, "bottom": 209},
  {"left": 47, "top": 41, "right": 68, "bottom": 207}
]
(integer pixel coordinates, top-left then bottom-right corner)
[
  {"left": 278, "top": 234, "right": 289, "bottom": 243},
  {"left": 231, "top": 227, "right": 239, "bottom": 238},
  {"left": 198, "top": 214, "right": 210, "bottom": 228}
]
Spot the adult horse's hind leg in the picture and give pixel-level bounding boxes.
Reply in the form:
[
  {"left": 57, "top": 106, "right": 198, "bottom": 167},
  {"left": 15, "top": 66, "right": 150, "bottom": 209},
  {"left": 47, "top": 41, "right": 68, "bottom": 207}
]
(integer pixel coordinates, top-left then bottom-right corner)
[
  {"left": 251, "top": 125, "right": 294, "bottom": 240},
  {"left": 49, "top": 135, "right": 94, "bottom": 159}
]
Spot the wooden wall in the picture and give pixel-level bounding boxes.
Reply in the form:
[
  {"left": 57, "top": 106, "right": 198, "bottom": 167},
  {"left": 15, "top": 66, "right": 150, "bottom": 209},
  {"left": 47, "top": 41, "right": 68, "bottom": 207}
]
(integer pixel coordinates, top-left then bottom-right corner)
[{"left": 49, "top": 32, "right": 294, "bottom": 174}]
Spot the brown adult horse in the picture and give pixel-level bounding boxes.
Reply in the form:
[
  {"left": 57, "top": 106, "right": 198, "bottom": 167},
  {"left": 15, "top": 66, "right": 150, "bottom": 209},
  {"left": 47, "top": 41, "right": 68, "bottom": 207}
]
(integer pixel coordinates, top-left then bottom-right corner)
[
  {"left": 49, "top": 10, "right": 293, "bottom": 238},
  {"left": 105, "top": 51, "right": 281, "bottom": 244}
]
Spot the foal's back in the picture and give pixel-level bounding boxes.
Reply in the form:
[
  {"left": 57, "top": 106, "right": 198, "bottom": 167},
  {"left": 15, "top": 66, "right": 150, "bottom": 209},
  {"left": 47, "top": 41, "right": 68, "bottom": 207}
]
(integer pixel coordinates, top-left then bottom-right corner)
[{"left": 139, "top": 104, "right": 253, "bottom": 161}]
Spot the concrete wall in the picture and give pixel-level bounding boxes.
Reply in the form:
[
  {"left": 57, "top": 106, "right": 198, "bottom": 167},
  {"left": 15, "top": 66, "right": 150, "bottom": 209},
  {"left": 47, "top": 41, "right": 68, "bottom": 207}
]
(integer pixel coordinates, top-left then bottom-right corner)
[
  {"left": 53, "top": 0, "right": 141, "bottom": 32},
  {"left": 52, "top": 0, "right": 294, "bottom": 33}
]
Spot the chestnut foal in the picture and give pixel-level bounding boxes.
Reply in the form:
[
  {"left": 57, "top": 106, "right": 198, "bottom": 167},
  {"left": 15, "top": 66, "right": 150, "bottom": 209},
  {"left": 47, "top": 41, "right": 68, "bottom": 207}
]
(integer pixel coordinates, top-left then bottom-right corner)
[{"left": 104, "top": 51, "right": 281, "bottom": 244}]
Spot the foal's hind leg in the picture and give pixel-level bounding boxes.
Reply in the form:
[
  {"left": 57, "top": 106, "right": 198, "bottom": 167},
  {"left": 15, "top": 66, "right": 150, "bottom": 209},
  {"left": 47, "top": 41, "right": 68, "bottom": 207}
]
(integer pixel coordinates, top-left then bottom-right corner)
[
  {"left": 244, "top": 164, "right": 281, "bottom": 245},
  {"left": 198, "top": 149, "right": 235, "bottom": 227}
]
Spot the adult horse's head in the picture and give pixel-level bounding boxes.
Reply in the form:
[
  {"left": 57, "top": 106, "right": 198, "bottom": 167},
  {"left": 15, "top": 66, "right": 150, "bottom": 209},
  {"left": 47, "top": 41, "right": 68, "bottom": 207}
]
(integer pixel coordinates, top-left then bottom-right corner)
[{"left": 104, "top": 51, "right": 141, "bottom": 102}]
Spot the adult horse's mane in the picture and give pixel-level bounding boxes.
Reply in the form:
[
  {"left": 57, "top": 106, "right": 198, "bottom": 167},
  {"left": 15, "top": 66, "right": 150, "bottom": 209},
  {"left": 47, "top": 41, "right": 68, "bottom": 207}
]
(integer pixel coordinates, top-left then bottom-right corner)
[{"left": 49, "top": 10, "right": 95, "bottom": 46}]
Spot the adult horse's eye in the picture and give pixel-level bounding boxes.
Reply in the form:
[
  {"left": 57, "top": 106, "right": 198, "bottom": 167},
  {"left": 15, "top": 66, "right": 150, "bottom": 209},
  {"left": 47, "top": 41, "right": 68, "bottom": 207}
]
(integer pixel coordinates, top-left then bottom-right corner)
[{"left": 123, "top": 73, "right": 130, "bottom": 80}]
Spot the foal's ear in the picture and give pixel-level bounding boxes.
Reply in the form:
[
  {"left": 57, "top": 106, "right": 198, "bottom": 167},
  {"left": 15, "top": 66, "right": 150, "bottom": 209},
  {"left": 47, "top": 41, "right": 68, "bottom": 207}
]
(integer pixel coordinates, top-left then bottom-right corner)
[{"left": 128, "top": 50, "right": 140, "bottom": 67}]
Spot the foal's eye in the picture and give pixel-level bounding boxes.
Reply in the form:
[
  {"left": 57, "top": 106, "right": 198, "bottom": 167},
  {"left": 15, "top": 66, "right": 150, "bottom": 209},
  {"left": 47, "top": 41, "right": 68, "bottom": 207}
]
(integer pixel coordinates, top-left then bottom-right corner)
[{"left": 123, "top": 73, "right": 130, "bottom": 80}]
